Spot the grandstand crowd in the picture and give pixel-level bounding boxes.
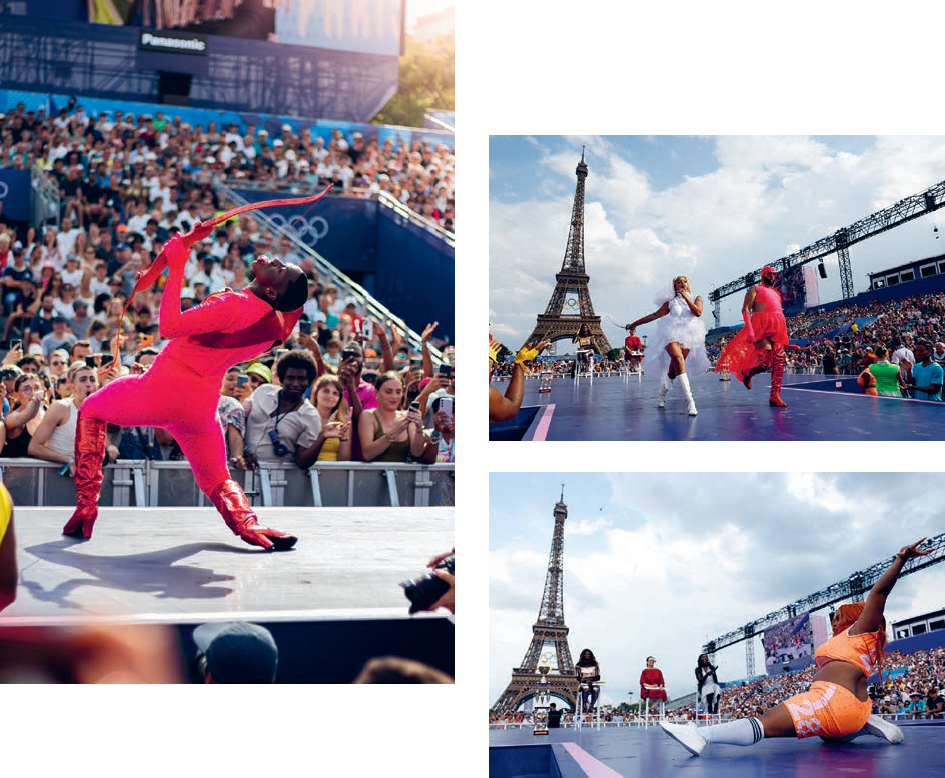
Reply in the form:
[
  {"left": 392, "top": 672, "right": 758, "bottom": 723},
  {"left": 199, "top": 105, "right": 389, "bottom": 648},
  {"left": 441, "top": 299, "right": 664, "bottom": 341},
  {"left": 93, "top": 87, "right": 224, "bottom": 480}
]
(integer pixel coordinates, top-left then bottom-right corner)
[
  {"left": 0, "top": 102, "right": 456, "bottom": 473},
  {"left": 490, "top": 645, "right": 945, "bottom": 724}
]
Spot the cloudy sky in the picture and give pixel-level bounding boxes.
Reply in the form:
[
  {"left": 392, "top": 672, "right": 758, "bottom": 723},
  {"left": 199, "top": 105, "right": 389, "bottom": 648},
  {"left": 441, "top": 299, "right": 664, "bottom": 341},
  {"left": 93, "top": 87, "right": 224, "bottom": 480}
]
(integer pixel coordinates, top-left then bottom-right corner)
[
  {"left": 489, "top": 136, "right": 945, "bottom": 351},
  {"left": 490, "top": 472, "right": 945, "bottom": 711}
]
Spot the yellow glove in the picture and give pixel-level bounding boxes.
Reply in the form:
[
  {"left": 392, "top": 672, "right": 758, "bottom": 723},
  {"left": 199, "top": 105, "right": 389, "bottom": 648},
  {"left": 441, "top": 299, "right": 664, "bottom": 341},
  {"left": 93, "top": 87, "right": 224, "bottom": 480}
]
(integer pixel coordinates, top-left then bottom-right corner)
[
  {"left": 515, "top": 346, "right": 540, "bottom": 365},
  {"left": 488, "top": 340, "right": 502, "bottom": 363}
]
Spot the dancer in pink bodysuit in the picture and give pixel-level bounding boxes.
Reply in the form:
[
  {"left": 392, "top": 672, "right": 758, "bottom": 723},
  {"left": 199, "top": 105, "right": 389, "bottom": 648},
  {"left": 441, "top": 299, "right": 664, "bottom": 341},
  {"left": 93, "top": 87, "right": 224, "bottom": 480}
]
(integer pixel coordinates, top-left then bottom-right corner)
[
  {"left": 715, "top": 265, "right": 796, "bottom": 407},
  {"left": 62, "top": 223, "right": 309, "bottom": 550}
]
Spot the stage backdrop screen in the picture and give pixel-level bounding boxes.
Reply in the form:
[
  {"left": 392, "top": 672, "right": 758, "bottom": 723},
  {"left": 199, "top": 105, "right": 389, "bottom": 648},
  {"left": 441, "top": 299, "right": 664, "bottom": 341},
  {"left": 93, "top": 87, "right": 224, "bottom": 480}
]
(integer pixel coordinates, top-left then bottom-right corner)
[
  {"left": 763, "top": 613, "right": 814, "bottom": 673},
  {"left": 86, "top": 0, "right": 403, "bottom": 55}
]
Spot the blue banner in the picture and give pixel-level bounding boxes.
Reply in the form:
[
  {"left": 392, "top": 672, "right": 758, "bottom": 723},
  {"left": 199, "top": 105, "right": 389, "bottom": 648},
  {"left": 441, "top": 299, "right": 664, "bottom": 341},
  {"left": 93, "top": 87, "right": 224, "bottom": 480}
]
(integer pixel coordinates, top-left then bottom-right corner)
[{"left": 0, "top": 169, "right": 31, "bottom": 222}]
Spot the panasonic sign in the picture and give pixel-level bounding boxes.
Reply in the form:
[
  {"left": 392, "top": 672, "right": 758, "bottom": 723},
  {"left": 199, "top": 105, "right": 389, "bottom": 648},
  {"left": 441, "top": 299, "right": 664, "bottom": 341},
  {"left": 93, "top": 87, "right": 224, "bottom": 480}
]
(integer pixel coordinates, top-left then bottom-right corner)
[{"left": 139, "top": 29, "right": 208, "bottom": 56}]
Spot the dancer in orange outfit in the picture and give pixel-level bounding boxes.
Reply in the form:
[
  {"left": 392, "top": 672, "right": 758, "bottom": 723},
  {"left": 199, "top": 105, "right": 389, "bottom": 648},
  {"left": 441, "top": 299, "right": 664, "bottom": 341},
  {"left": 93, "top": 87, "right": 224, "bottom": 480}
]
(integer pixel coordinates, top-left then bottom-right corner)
[
  {"left": 62, "top": 223, "right": 308, "bottom": 550},
  {"left": 714, "top": 266, "right": 796, "bottom": 407},
  {"left": 661, "top": 538, "right": 929, "bottom": 755}
]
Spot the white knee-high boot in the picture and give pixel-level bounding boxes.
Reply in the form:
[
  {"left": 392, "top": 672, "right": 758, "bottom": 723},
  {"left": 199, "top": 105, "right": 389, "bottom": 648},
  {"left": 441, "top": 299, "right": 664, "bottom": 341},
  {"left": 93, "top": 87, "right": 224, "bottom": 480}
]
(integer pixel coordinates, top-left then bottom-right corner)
[
  {"left": 657, "top": 372, "right": 672, "bottom": 408},
  {"left": 677, "top": 373, "right": 697, "bottom": 416}
]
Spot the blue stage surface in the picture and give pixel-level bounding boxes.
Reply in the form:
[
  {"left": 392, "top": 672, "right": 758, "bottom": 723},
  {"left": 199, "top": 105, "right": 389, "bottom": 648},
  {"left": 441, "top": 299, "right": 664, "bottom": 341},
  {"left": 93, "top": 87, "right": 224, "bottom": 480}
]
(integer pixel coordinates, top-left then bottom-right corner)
[
  {"left": 489, "top": 374, "right": 945, "bottom": 441},
  {"left": 489, "top": 721, "right": 945, "bottom": 777}
]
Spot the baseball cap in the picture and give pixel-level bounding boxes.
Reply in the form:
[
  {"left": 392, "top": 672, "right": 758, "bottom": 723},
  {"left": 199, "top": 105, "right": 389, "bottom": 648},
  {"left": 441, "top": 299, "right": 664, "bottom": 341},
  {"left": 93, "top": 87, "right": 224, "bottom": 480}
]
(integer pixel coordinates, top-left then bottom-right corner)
[
  {"left": 192, "top": 622, "right": 278, "bottom": 683},
  {"left": 180, "top": 287, "right": 196, "bottom": 300},
  {"left": 246, "top": 363, "right": 271, "bottom": 383}
]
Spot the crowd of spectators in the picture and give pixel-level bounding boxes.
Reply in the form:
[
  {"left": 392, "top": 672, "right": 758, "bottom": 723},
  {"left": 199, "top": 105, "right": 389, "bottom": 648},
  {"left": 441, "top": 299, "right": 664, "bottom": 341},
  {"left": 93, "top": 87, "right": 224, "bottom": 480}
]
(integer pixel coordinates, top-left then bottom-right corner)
[
  {"left": 0, "top": 100, "right": 455, "bottom": 232},
  {"left": 489, "top": 644, "right": 945, "bottom": 725},
  {"left": 0, "top": 103, "right": 456, "bottom": 477}
]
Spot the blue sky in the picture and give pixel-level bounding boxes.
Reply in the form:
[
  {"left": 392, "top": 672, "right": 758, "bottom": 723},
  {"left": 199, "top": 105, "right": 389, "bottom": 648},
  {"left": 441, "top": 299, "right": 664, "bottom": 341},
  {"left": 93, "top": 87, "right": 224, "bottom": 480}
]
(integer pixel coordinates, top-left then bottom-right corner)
[
  {"left": 490, "top": 472, "right": 945, "bottom": 711},
  {"left": 489, "top": 136, "right": 945, "bottom": 350}
]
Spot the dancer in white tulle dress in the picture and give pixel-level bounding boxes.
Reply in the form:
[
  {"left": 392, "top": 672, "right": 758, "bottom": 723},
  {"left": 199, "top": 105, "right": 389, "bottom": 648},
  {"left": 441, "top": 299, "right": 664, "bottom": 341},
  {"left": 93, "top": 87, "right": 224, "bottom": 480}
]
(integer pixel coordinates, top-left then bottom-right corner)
[{"left": 626, "top": 276, "right": 710, "bottom": 415}]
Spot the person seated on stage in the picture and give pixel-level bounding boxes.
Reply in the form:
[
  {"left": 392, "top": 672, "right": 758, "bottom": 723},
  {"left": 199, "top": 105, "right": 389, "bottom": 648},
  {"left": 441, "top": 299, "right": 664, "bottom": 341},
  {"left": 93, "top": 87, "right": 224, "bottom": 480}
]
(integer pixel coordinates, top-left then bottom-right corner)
[
  {"left": 576, "top": 648, "right": 601, "bottom": 712},
  {"left": 640, "top": 655, "right": 667, "bottom": 712},
  {"left": 624, "top": 331, "right": 643, "bottom": 369},
  {"left": 242, "top": 350, "right": 322, "bottom": 470},
  {"left": 488, "top": 339, "right": 548, "bottom": 423}
]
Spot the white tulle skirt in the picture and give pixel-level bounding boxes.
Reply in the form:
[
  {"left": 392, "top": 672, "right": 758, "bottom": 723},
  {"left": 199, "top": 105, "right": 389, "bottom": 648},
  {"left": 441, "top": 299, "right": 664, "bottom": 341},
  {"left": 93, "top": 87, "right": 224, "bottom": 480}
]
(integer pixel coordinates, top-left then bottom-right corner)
[{"left": 641, "top": 311, "right": 711, "bottom": 378}]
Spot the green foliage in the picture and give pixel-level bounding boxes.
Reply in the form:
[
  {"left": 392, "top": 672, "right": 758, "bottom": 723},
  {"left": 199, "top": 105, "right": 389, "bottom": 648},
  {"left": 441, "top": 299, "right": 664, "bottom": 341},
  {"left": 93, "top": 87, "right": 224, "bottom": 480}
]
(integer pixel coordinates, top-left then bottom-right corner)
[
  {"left": 606, "top": 348, "right": 623, "bottom": 361},
  {"left": 372, "top": 35, "right": 455, "bottom": 128}
]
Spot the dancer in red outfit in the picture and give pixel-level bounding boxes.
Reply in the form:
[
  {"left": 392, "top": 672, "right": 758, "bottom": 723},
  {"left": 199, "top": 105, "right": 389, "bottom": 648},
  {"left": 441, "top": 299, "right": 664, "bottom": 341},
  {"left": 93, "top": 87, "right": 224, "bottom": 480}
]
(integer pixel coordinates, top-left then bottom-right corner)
[
  {"left": 714, "top": 265, "right": 795, "bottom": 407},
  {"left": 62, "top": 223, "right": 309, "bottom": 550}
]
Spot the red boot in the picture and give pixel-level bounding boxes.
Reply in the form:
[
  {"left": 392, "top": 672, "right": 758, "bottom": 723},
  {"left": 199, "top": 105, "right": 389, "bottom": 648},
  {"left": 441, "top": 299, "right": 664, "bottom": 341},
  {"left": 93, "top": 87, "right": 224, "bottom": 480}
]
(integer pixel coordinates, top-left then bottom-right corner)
[
  {"left": 769, "top": 346, "right": 788, "bottom": 407},
  {"left": 208, "top": 479, "right": 297, "bottom": 551},
  {"left": 738, "top": 350, "right": 771, "bottom": 390},
  {"left": 62, "top": 414, "right": 108, "bottom": 538}
]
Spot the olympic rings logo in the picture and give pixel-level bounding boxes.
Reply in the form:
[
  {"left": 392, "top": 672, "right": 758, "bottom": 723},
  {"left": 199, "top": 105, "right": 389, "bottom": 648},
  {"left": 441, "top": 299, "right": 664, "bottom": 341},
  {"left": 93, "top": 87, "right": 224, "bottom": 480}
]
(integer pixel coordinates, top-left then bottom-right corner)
[
  {"left": 565, "top": 298, "right": 580, "bottom": 310},
  {"left": 0, "top": 182, "right": 8, "bottom": 200},
  {"left": 268, "top": 213, "right": 330, "bottom": 246}
]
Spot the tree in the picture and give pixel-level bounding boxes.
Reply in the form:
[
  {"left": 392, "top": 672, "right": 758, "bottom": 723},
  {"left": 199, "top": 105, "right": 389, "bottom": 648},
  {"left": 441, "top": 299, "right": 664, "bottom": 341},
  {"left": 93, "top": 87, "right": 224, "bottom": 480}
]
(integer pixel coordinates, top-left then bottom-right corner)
[
  {"left": 606, "top": 348, "right": 623, "bottom": 362},
  {"left": 372, "top": 35, "right": 455, "bottom": 128}
]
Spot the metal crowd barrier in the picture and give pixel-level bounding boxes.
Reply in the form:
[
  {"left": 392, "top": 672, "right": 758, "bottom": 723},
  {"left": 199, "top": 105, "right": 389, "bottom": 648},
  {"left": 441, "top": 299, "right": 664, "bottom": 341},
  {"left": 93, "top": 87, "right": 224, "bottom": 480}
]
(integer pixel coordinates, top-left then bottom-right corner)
[{"left": 0, "top": 459, "right": 454, "bottom": 508}]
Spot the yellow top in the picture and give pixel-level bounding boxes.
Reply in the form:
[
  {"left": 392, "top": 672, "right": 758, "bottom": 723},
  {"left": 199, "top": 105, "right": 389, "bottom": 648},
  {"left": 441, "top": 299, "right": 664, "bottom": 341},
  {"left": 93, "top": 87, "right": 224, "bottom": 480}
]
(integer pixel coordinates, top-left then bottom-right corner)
[
  {"left": 317, "top": 436, "right": 340, "bottom": 462},
  {"left": 0, "top": 482, "right": 11, "bottom": 544}
]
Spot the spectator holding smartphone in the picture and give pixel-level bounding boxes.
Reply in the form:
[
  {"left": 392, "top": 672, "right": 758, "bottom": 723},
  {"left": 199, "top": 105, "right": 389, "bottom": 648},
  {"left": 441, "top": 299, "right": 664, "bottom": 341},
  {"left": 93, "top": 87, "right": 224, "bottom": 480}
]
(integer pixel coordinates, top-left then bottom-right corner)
[
  {"left": 28, "top": 363, "right": 98, "bottom": 476},
  {"left": 358, "top": 371, "right": 425, "bottom": 462},
  {"left": 295, "top": 374, "right": 353, "bottom": 466},
  {"left": 2, "top": 373, "right": 46, "bottom": 457}
]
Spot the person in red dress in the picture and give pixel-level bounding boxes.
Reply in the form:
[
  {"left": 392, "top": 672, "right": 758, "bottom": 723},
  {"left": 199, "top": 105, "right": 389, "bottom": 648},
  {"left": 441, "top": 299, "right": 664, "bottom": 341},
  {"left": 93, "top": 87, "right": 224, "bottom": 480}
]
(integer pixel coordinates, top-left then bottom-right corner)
[
  {"left": 61, "top": 222, "right": 308, "bottom": 550},
  {"left": 714, "top": 265, "right": 797, "bottom": 407},
  {"left": 640, "top": 655, "right": 667, "bottom": 712},
  {"left": 624, "top": 332, "right": 643, "bottom": 370}
]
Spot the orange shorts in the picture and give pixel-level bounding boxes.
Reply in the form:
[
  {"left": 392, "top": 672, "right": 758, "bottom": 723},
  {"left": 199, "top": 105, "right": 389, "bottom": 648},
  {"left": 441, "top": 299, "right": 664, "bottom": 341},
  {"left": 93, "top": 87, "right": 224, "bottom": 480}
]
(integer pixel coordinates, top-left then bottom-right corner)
[{"left": 784, "top": 681, "right": 872, "bottom": 739}]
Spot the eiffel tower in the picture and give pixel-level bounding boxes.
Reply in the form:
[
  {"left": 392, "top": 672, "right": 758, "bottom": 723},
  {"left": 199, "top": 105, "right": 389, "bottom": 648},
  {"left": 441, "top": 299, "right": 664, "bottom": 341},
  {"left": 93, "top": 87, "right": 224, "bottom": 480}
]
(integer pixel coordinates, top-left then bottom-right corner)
[
  {"left": 493, "top": 487, "right": 578, "bottom": 712},
  {"left": 524, "top": 149, "right": 612, "bottom": 356}
]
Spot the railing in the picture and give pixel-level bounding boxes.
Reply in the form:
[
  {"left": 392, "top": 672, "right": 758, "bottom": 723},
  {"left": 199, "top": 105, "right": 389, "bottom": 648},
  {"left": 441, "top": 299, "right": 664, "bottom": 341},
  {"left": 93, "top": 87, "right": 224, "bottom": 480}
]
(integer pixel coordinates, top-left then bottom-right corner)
[
  {"left": 213, "top": 180, "right": 446, "bottom": 365},
  {"left": 0, "top": 459, "right": 454, "bottom": 508},
  {"left": 220, "top": 180, "right": 455, "bottom": 246}
]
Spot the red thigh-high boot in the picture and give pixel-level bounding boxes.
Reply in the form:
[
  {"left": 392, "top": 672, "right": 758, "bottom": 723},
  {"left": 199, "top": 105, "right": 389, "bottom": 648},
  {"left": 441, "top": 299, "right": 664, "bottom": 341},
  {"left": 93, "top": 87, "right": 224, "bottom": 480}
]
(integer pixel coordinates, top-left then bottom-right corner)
[
  {"left": 769, "top": 346, "right": 787, "bottom": 407},
  {"left": 208, "top": 479, "right": 298, "bottom": 551},
  {"left": 739, "top": 349, "right": 771, "bottom": 390},
  {"left": 62, "top": 414, "right": 109, "bottom": 538}
]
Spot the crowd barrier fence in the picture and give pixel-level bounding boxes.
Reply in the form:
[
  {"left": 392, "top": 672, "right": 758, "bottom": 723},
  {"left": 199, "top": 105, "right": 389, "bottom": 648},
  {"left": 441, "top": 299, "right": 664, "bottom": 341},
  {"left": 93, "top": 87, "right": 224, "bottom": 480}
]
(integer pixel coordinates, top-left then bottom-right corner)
[{"left": 0, "top": 459, "right": 454, "bottom": 508}]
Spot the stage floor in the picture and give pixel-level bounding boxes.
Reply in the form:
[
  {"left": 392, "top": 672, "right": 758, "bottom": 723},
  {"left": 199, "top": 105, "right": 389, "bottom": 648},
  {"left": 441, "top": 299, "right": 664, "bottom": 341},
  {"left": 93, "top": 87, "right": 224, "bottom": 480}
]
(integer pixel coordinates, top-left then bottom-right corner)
[
  {"left": 490, "top": 374, "right": 945, "bottom": 441},
  {"left": 489, "top": 721, "right": 945, "bottom": 777},
  {"left": 2, "top": 507, "right": 454, "bottom": 624}
]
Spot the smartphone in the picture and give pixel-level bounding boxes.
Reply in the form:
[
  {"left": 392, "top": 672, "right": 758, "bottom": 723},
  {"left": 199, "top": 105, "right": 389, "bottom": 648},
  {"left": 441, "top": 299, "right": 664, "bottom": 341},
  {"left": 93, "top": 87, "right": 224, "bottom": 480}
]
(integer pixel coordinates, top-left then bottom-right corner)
[
  {"left": 299, "top": 320, "right": 312, "bottom": 335},
  {"left": 85, "top": 356, "right": 96, "bottom": 368},
  {"left": 438, "top": 363, "right": 453, "bottom": 378},
  {"left": 99, "top": 354, "right": 114, "bottom": 367},
  {"left": 9, "top": 340, "right": 21, "bottom": 352},
  {"left": 237, "top": 375, "right": 249, "bottom": 388},
  {"left": 341, "top": 346, "right": 359, "bottom": 362},
  {"left": 409, "top": 400, "right": 420, "bottom": 412},
  {"left": 362, "top": 320, "right": 373, "bottom": 340},
  {"left": 410, "top": 356, "right": 422, "bottom": 367},
  {"left": 275, "top": 348, "right": 290, "bottom": 360},
  {"left": 438, "top": 396, "right": 453, "bottom": 420}
]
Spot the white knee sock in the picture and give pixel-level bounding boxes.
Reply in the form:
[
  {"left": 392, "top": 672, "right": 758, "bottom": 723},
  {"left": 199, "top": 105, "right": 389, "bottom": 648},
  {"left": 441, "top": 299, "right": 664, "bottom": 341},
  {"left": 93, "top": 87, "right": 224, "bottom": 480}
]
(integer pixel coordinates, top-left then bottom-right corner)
[{"left": 702, "top": 717, "right": 764, "bottom": 746}]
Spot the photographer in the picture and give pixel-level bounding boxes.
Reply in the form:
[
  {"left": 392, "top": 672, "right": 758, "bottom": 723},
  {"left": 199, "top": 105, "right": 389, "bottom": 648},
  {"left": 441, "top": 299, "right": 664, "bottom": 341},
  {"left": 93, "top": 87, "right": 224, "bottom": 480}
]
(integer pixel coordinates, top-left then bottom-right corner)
[{"left": 424, "top": 548, "right": 455, "bottom": 614}]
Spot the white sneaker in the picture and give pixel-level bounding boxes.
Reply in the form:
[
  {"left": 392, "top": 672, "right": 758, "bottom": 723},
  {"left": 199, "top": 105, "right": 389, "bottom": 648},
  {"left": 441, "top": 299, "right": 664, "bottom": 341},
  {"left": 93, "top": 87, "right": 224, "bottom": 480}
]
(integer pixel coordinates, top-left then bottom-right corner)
[
  {"left": 659, "top": 720, "right": 706, "bottom": 756},
  {"left": 863, "top": 714, "right": 904, "bottom": 744}
]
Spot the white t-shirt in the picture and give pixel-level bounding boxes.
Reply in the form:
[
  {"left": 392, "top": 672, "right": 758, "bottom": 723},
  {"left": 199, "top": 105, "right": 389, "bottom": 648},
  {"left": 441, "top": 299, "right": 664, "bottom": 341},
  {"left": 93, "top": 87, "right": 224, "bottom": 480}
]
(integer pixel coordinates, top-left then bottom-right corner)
[{"left": 242, "top": 384, "right": 321, "bottom": 464}]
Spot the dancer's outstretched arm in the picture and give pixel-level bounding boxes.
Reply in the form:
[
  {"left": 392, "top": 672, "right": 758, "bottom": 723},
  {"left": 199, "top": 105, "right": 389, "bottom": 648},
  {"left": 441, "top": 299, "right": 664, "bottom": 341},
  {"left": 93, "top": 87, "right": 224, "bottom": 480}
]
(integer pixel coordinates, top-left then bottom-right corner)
[
  {"left": 627, "top": 302, "right": 670, "bottom": 332},
  {"left": 156, "top": 234, "right": 241, "bottom": 339},
  {"left": 852, "top": 538, "right": 929, "bottom": 635}
]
